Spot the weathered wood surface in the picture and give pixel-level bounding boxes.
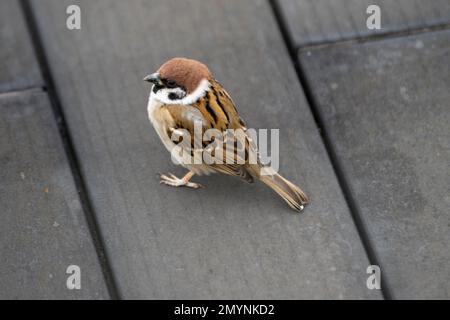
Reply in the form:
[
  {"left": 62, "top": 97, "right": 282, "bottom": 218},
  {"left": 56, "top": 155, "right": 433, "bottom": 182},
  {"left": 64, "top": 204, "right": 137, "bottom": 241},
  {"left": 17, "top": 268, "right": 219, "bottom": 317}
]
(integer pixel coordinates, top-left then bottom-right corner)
[
  {"left": 277, "top": 0, "right": 450, "bottom": 46},
  {"left": 30, "top": 0, "right": 381, "bottom": 299},
  {"left": 299, "top": 30, "right": 450, "bottom": 299},
  {"left": 0, "top": 89, "right": 109, "bottom": 299},
  {"left": 0, "top": 0, "right": 43, "bottom": 93}
]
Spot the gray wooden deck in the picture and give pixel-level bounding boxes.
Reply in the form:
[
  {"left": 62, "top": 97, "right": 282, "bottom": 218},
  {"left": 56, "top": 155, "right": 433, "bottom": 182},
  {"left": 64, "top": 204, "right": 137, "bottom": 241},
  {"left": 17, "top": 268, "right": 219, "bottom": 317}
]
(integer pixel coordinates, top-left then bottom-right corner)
[{"left": 0, "top": 0, "right": 449, "bottom": 299}]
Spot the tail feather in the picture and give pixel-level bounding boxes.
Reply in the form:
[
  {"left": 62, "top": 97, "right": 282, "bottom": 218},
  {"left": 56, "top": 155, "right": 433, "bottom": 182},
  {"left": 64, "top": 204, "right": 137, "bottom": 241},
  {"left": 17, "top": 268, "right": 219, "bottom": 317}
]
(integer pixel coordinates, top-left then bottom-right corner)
[{"left": 259, "top": 172, "right": 309, "bottom": 212}]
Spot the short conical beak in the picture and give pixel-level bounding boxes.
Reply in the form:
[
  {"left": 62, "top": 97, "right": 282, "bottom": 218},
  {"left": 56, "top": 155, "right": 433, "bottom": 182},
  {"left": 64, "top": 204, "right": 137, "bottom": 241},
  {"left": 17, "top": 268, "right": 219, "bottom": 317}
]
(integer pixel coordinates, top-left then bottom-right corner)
[{"left": 143, "top": 72, "right": 160, "bottom": 84}]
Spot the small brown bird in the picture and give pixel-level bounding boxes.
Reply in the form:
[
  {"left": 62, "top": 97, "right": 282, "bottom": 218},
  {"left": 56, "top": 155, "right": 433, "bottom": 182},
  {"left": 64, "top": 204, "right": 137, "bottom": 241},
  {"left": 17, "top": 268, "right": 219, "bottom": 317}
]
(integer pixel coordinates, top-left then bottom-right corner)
[{"left": 144, "top": 58, "right": 309, "bottom": 211}]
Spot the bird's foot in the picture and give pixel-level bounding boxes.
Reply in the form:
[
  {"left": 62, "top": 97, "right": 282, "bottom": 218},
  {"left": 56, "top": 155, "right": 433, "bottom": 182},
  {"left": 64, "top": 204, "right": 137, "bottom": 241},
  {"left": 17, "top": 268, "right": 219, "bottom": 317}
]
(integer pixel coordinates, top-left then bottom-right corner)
[{"left": 159, "top": 173, "right": 204, "bottom": 189}]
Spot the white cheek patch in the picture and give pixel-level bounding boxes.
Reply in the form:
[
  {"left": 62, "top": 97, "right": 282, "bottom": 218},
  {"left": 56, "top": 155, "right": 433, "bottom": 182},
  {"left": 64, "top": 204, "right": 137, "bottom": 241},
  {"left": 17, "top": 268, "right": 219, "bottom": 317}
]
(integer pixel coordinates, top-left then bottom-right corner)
[
  {"left": 154, "top": 87, "right": 186, "bottom": 102},
  {"left": 151, "top": 79, "right": 211, "bottom": 105}
]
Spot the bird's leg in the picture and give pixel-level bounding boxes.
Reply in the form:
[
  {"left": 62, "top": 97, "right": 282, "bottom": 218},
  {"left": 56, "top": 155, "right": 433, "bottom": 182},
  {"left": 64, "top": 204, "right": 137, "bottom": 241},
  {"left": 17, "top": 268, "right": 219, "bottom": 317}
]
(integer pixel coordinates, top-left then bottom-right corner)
[{"left": 159, "top": 171, "right": 204, "bottom": 189}]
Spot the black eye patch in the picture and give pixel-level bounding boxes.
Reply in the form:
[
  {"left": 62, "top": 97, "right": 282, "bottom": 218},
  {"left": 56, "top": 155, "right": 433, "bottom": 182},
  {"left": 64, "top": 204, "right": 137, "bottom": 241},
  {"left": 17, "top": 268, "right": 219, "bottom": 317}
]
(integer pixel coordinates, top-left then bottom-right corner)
[
  {"left": 164, "top": 79, "right": 177, "bottom": 88},
  {"left": 153, "top": 84, "right": 164, "bottom": 93}
]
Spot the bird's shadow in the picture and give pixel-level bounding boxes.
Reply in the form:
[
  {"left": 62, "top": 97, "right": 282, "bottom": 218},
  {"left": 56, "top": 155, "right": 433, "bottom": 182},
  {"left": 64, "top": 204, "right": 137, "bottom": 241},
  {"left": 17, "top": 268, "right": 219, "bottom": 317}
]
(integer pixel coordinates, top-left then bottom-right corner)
[{"left": 153, "top": 167, "right": 292, "bottom": 217}]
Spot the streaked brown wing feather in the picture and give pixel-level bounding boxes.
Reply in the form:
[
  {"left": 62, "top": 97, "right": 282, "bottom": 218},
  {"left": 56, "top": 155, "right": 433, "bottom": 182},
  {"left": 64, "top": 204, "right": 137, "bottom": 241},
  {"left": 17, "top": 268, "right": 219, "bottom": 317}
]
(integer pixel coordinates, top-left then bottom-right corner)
[{"left": 162, "top": 80, "right": 258, "bottom": 181}]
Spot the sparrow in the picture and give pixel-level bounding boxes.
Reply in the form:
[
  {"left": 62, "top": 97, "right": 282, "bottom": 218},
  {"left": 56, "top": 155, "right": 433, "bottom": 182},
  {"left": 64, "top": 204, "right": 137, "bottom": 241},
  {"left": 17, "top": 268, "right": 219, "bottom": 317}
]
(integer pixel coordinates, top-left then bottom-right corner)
[{"left": 144, "top": 57, "right": 309, "bottom": 211}]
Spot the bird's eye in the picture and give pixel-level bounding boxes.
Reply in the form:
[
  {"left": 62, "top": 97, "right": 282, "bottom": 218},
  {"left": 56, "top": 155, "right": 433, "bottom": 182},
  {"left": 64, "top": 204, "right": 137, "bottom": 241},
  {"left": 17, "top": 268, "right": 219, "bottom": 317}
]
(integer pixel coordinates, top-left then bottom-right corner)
[{"left": 166, "top": 79, "right": 177, "bottom": 88}]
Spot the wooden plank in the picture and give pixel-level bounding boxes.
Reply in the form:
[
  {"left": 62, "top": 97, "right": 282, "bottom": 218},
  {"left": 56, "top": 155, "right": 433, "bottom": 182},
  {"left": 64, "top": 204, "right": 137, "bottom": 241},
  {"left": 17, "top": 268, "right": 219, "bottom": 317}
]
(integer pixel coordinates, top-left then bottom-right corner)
[
  {"left": 0, "top": 0, "right": 43, "bottom": 93},
  {"left": 0, "top": 89, "right": 109, "bottom": 299},
  {"left": 299, "top": 30, "right": 450, "bottom": 299},
  {"left": 31, "top": 0, "right": 381, "bottom": 299},
  {"left": 277, "top": 0, "right": 450, "bottom": 46}
]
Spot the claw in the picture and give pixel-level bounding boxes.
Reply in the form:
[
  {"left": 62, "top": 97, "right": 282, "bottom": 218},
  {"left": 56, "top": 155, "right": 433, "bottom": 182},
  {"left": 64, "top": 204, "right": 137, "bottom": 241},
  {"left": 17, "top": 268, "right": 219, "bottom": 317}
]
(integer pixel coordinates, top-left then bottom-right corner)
[
  {"left": 158, "top": 172, "right": 203, "bottom": 189},
  {"left": 186, "top": 182, "right": 204, "bottom": 189}
]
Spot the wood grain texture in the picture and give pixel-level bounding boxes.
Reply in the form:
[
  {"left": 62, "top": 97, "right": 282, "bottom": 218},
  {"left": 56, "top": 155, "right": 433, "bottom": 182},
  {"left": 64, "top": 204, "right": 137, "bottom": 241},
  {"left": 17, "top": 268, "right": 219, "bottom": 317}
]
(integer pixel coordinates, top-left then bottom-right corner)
[
  {"left": 0, "top": 89, "right": 109, "bottom": 299},
  {"left": 0, "top": 0, "right": 43, "bottom": 93},
  {"left": 31, "top": 0, "right": 380, "bottom": 299},
  {"left": 299, "top": 30, "right": 450, "bottom": 299},
  {"left": 277, "top": 0, "right": 450, "bottom": 46}
]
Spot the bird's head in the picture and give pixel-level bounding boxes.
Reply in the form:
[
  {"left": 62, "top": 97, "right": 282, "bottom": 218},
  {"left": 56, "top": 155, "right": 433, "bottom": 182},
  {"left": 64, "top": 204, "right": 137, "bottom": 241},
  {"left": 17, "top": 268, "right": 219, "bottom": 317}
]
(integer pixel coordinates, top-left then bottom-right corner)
[{"left": 144, "top": 57, "right": 212, "bottom": 105}]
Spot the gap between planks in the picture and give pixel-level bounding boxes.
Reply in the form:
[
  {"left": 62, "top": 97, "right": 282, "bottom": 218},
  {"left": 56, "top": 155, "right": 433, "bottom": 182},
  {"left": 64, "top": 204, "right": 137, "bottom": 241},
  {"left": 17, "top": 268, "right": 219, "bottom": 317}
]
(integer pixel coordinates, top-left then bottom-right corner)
[
  {"left": 19, "top": 0, "right": 121, "bottom": 300},
  {"left": 268, "top": 0, "right": 394, "bottom": 300}
]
